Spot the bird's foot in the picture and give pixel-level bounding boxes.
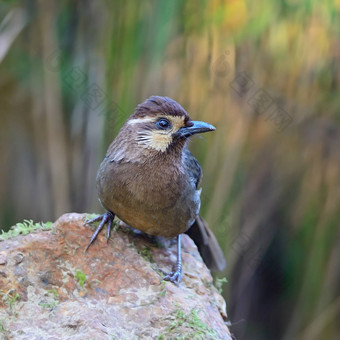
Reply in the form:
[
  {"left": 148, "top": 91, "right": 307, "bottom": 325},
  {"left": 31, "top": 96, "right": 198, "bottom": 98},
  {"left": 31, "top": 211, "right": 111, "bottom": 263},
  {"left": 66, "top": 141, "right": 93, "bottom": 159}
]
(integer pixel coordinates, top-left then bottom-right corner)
[
  {"left": 162, "top": 234, "right": 182, "bottom": 285},
  {"left": 163, "top": 269, "right": 182, "bottom": 285},
  {"left": 162, "top": 262, "right": 182, "bottom": 285},
  {"left": 85, "top": 211, "right": 115, "bottom": 251}
]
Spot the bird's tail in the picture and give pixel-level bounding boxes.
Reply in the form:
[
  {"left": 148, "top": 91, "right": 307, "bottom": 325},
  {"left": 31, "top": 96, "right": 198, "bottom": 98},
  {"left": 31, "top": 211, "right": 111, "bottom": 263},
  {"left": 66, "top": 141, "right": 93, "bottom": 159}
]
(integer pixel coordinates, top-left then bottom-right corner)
[{"left": 185, "top": 215, "right": 226, "bottom": 272}]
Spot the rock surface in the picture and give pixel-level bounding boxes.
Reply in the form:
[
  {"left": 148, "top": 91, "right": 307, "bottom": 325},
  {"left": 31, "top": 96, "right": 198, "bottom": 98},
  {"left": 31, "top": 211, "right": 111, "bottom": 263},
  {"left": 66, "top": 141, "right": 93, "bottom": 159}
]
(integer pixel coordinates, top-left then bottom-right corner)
[{"left": 0, "top": 213, "right": 231, "bottom": 339}]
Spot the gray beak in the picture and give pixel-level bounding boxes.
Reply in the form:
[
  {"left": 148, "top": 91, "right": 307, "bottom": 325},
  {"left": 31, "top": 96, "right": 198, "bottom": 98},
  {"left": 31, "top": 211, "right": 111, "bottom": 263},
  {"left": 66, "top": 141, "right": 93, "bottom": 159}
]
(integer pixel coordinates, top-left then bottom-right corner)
[{"left": 175, "top": 121, "right": 216, "bottom": 139}]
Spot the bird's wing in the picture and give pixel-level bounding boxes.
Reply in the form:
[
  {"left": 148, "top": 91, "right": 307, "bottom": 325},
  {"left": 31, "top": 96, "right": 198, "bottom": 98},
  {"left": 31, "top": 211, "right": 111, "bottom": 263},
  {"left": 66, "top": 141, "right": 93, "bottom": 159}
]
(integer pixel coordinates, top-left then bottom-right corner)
[
  {"left": 183, "top": 148, "right": 202, "bottom": 189},
  {"left": 183, "top": 148, "right": 226, "bottom": 271}
]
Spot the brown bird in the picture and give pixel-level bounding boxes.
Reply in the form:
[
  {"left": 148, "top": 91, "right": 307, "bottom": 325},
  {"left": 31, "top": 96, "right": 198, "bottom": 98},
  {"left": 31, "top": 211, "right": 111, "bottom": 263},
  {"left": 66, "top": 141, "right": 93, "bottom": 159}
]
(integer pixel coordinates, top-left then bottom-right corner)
[{"left": 86, "top": 96, "right": 226, "bottom": 284}]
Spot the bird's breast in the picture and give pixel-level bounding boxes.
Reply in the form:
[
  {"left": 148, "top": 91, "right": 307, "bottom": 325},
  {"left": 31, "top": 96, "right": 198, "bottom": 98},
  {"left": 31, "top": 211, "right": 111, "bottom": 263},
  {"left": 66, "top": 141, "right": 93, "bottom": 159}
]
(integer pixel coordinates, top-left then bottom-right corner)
[{"left": 96, "top": 157, "right": 199, "bottom": 238}]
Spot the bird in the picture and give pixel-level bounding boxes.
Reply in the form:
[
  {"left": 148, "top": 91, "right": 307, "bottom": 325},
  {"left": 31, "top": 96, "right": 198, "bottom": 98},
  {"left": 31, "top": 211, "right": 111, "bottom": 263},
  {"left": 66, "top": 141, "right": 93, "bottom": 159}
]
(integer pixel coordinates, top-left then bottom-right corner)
[{"left": 86, "top": 96, "right": 226, "bottom": 284}]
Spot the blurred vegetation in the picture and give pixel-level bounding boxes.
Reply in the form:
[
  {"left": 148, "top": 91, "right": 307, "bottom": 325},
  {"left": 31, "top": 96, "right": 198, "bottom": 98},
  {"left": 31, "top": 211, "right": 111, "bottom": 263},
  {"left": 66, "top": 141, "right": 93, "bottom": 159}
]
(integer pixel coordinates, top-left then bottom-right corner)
[{"left": 0, "top": 0, "right": 339, "bottom": 339}]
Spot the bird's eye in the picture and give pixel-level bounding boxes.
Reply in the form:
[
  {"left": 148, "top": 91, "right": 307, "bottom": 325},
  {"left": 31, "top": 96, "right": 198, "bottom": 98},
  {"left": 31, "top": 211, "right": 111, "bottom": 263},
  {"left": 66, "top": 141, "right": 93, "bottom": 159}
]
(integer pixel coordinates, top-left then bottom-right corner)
[{"left": 156, "top": 118, "right": 171, "bottom": 130}]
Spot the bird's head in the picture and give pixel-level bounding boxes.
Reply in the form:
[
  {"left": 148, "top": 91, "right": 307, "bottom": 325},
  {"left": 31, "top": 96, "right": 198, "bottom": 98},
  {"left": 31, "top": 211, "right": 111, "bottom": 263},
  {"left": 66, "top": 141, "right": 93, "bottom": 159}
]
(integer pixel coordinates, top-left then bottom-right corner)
[{"left": 125, "top": 96, "right": 215, "bottom": 153}]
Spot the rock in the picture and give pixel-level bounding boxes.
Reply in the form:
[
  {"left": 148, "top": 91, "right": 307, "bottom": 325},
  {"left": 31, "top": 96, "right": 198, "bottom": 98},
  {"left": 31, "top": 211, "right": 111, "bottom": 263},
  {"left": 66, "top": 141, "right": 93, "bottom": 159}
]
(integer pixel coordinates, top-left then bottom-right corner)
[
  {"left": 0, "top": 252, "right": 7, "bottom": 265},
  {"left": 0, "top": 213, "right": 231, "bottom": 339}
]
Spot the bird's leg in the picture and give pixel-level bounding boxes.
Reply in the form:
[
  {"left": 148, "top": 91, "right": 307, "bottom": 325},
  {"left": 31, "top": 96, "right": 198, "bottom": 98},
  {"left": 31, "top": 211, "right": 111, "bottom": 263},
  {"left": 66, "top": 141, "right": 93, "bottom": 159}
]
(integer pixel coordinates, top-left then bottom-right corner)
[
  {"left": 163, "top": 234, "right": 182, "bottom": 285},
  {"left": 85, "top": 211, "right": 115, "bottom": 251}
]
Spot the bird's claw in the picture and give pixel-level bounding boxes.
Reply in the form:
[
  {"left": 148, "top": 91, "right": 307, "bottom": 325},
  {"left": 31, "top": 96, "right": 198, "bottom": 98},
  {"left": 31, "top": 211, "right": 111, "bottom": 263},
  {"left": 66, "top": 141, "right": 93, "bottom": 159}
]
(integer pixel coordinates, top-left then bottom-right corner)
[
  {"left": 85, "top": 211, "right": 115, "bottom": 252},
  {"left": 163, "top": 270, "right": 182, "bottom": 285},
  {"left": 162, "top": 264, "right": 182, "bottom": 285},
  {"left": 85, "top": 214, "right": 104, "bottom": 225}
]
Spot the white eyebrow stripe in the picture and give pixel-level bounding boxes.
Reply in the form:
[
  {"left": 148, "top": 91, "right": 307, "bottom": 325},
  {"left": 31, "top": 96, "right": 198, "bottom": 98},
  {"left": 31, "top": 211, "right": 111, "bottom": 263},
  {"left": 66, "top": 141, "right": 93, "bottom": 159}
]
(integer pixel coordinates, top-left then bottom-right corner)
[
  {"left": 127, "top": 115, "right": 186, "bottom": 126},
  {"left": 127, "top": 117, "right": 156, "bottom": 125}
]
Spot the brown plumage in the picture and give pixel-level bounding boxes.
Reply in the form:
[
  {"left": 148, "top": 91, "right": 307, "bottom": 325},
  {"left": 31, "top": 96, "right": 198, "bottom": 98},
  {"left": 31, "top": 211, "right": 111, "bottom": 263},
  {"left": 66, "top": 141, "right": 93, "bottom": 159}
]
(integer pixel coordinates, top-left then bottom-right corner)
[{"left": 86, "top": 96, "right": 226, "bottom": 284}]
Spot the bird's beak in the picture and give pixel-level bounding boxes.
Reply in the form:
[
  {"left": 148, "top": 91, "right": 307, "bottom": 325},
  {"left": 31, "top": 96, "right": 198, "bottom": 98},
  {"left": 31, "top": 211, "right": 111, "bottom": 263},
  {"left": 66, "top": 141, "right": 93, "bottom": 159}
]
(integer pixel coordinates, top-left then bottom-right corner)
[{"left": 175, "top": 121, "right": 216, "bottom": 139}]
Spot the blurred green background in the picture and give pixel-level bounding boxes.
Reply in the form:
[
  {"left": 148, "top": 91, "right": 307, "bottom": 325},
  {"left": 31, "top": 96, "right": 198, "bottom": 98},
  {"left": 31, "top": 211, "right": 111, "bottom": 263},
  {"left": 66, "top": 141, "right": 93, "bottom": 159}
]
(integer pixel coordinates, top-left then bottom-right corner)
[{"left": 1, "top": 0, "right": 339, "bottom": 339}]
